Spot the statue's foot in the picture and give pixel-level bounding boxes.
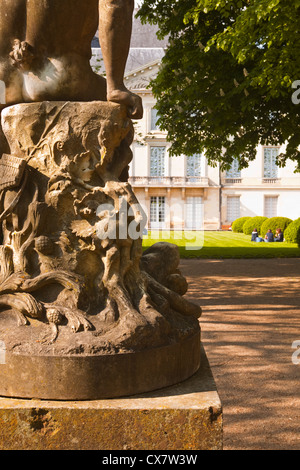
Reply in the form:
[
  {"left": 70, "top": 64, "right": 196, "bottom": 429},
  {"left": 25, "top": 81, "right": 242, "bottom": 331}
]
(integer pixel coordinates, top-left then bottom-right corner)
[{"left": 107, "top": 87, "right": 143, "bottom": 119}]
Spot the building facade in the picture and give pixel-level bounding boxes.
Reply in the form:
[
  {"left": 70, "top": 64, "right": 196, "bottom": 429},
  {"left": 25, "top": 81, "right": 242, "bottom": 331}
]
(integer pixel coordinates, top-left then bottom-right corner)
[
  {"left": 125, "top": 61, "right": 300, "bottom": 231},
  {"left": 0, "top": 12, "right": 298, "bottom": 232}
]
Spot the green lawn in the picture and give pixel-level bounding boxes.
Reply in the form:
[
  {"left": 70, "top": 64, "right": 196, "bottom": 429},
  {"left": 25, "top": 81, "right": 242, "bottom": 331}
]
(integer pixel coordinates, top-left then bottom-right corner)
[{"left": 142, "top": 230, "right": 300, "bottom": 259}]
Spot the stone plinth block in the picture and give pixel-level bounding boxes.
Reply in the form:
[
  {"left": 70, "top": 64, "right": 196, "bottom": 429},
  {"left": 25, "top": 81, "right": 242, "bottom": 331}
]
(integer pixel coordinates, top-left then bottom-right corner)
[{"left": 0, "top": 347, "right": 222, "bottom": 450}]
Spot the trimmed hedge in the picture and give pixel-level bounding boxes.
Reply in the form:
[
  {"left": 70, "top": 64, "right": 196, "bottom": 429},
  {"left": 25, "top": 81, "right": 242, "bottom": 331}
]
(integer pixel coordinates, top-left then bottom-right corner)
[
  {"left": 243, "top": 216, "right": 268, "bottom": 236},
  {"left": 260, "top": 217, "right": 293, "bottom": 237},
  {"left": 231, "top": 217, "right": 251, "bottom": 233},
  {"left": 284, "top": 218, "right": 300, "bottom": 244}
]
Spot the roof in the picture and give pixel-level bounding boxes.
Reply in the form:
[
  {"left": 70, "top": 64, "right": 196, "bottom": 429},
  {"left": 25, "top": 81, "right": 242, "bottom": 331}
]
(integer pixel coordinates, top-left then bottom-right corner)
[
  {"left": 124, "top": 59, "right": 161, "bottom": 91},
  {"left": 130, "top": 12, "right": 168, "bottom": 48},
  {"left": 90, "top": 9, "right": 167, "bottom": 73}
]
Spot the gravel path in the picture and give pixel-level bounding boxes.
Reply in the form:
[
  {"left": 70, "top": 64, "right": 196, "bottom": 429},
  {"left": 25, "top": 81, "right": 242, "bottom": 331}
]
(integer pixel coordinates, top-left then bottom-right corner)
[{"left": 180, "top": 258, "right": 300, "bottom": 450}]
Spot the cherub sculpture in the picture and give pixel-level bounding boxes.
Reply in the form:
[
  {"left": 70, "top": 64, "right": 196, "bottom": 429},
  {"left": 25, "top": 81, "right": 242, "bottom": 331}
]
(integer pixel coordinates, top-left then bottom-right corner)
[{"left": 0, "top": 0, "right": 142, "bottom": 119}]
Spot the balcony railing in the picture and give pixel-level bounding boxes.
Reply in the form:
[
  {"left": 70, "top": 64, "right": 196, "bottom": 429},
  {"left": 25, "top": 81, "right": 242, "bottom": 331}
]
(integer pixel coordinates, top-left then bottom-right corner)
[
  {"left": 223, "top": 178, "right": 242, "bottom": 184},
  {"left": 129, "top": 176, "right": 209, "bottom": 187},
  {"left": 262, "top": 178, "right": 281, "bottom": 184},
  {"left": 223, "top": 177, "right": 281, "bottom": 185}
]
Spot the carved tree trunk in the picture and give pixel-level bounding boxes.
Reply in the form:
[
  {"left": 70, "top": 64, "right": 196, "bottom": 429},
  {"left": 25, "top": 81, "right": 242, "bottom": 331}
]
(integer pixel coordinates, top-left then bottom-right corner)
[{"left": 0, "top": 101, "right": 201, "bottom": 352}]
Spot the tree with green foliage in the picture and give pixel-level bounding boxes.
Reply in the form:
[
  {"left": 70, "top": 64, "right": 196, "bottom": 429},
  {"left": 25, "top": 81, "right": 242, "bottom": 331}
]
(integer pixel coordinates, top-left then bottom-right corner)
[{"left": 137, "top": 0, "right": 300, "bottom": 171}]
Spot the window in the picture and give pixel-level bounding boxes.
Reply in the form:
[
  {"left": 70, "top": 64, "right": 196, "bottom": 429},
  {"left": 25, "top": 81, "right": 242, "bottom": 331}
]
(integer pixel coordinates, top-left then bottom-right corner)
[
  {"left": 264, "top": 148, "right": 279, "bottom": 178},
  {"left": 264, "top": 196, "right": 278, "bottom": 218},
  {"left": 150, "top": 146, "right": 165, "bottom": 178},
  {"left": 150, "top": 196, "right": 166, "bottom": 228},
  {"left": 227, "top": 196, "right": 240, "bottom": 222},
  {"left": 187, "top": 154, "right": 202, "bottom": 179},
  {"left": 226, "top": 158, "right": 241, "bottom": 179},
  {"left": 150, "top": 108, "right": 160, "bottom": 131},
  {"left": 185, "top": 197, "right": 203, "bottom": 230}
]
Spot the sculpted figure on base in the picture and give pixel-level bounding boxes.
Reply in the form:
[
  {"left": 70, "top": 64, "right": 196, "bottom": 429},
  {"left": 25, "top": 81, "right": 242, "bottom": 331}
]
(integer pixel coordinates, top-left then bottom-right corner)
[
  {"left": 0, "top": 0, "right": 142, "bottom": 119},
  {"left": 0, "top": 0, "right": 201, "bottom": 400}
]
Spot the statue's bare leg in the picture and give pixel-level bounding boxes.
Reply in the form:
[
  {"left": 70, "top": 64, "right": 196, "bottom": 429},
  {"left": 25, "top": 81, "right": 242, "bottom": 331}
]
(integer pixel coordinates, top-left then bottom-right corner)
[
  {"left": 0, "top": 0, "right": 26, "bottom": 103},
  {"left": 0, "top": 0, "right": 26, "bottom": 156},
  {"left": 98, "top": 0, "right": 143, "bottom": 119},
  {"left": 23, "top": 0, "right": 107, "bottom": 103}
]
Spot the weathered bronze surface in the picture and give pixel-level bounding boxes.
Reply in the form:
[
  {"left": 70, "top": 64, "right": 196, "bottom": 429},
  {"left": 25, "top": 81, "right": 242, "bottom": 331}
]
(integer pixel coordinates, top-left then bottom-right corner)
[
  {"left": 0, "top": 0, "right": 142, "bottom": 119},
  {"left": 0, "top": 1, "right": 202, "bottom": 400}
]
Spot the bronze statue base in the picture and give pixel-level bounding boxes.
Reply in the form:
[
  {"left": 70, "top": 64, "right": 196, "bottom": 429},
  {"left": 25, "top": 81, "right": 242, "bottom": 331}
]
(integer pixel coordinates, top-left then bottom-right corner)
[
  {"left": 0, "top": 102, "right": 202, "bottom": 400},
  {"left": 0, "top": 309, "right": 200, "bottom": 399}
]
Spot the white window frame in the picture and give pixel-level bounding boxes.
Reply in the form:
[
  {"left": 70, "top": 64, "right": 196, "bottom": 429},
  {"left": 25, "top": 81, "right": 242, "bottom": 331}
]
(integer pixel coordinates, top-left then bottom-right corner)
[
  {"left": 150, "top": 196, "right": 166, "bottom": 229},
  {"left": 185, "top": 196, "right": 204, "bottom": 230},
  {"left": 150, "top": 108, "right": 160, "bottom": 131},
  {"left": 227, "top": 196, "right": 241, "bottom": 222},
  {"left": 263, "top": 147, "right": 279, "bottom": 179},
  {"left": 226, "top": 158, "right": 241, "bottom": 179},
  {"left": 150, "top": 146, "right": 166, "bottom": 179},
  {"left": 264, "top": 196, "right": 278, "bottom": 218},
  {"left": 186, "top": 154, "right": 203, "bottom": 180}
]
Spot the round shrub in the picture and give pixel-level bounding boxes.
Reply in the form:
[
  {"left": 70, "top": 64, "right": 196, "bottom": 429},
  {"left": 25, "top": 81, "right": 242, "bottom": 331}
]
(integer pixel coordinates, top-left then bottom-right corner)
[
  {"left": 243, "top": 216, "right": 268, "bottom": 236},
  {"left": 260, "top": 217, "right": 293, "bottom": 237},
  {"left": 231, "top": 217, "right": 251, "bottom": 233},
  {"left": 284, "top": 218, "right": 300, "bottom": 244}
]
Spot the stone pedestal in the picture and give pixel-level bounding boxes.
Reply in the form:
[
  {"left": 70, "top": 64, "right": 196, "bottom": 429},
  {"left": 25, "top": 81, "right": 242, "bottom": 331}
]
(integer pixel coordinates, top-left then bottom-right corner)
[
  {"left": 0, "top": 101, "right": 202, "bottom": 400},
  {"left": 0, "top": 347, "right": 222, "bottom": 450}
]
